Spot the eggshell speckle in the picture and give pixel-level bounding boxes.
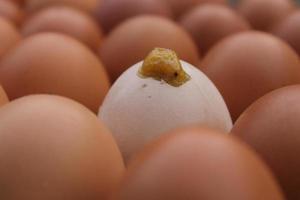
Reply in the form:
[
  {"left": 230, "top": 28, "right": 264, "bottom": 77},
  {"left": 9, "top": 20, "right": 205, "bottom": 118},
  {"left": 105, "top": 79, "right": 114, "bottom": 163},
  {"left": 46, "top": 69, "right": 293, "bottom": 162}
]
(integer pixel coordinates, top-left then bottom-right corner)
[
  {"left": 99, "top": 60, "right": 232, "bottom": 162},
  {"left": 232, "top": 85, "right": 300, "bottom": 200},
  {"left": 100, "top": 15, "right": 200, "bottom": 82},
  {"left": 112, "top": 127, "right": 284, "bottom": 200},
  {"left": 0, "top": 95, "right": 124, "bottom": 200},
  {"left": 0, "top": 33, "right": 110, "bottom": 113},
  {"left": 201, "top": 31, "right": 300, "bottom": 121}
]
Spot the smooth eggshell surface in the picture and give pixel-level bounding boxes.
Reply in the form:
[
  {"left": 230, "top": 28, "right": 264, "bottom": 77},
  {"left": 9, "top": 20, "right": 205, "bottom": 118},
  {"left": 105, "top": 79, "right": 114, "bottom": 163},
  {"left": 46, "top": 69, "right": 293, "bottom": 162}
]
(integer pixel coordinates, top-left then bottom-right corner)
[
  {"left": 22, "top": 6, "right": 103, "bottom": 52},
  {"left": 179, "top": 4, "right": 250, "bottom": 55},
  {"left": 0, "top": 95, "right": 124, "bottom": 200},
  {"left": 201, "top": 31, "right": 300, "bottom": 121},
  {"left": 94, "top": 0, "right": 172, "bottom": 34},
  {"left": 232, "top": 85, "right": 300, "bottom": 199},
  {"left": 0, "top": 0, "right": 24, "bottom": 26},
  {"left": 0, "top": 33, "right": 110, "bottom": 113},
  {"left": 112, "top": 127, "right": 284, "bottom": 200},
  {"left": 0, "top": 17, "right": 21, "bottom": 59},
  {"left": 237, "top": 0, "right": 295, "bottom": 31},
  {"left": 99, "top": 60, "right": 232, "bottom": 162},
  {"left": 272, "top": 11, "right": 300, "bottom": 56}
]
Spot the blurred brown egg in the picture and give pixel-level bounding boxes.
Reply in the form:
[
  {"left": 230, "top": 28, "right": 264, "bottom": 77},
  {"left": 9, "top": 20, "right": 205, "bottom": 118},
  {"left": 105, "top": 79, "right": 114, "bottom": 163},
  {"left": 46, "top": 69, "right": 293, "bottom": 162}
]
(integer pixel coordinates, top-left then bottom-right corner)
[
  {"left": 0, "top": 33, "right": 110, "bottom": 113},
  {"left": 272, "top": 10, "right": 300, "bottom": 56},
  {"left": 26, "top": 0, "right": 99, "bottom": 14},
  {"left": 232, "top": 85, "right": 300, "bottom": 199},
  {"left": 200, "top": 31, "right": 300, "bottom": 121},
  {"left": 0, "top": 17, "right": 21, "bottom": 59},
  {"left": 179, "top": 4, "right": 250, "bottom": 55},
  {"left": 22, "top": 6, "right": 103, "bottom": 52},
  {"left": 0, "top": 95, "right": 124, "bottom": 200},
  {"left": 0, "top": 85, "right": 9, "bottom": 107},
  {"left": 100, "top": 15, "right": 200, "bottom": 81},
  {"left": 237, "top": 0, "right": 295, "bottom": 31},
  {"left": 112, "top": 127, "right": 284, "bottom": 200},
  {"left": 94, "top": 0, "right": 172, "bottom": 34},
  {"left": 0, "top": 0, "right": 24, "bottom": 26},
  {"left": 162, "top": 0, "right": 226, "bottom": 18}
]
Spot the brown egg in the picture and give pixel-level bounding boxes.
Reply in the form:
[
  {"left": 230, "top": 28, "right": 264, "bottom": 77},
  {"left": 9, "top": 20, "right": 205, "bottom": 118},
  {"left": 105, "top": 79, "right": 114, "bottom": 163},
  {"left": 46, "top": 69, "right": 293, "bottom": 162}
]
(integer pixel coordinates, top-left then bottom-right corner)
[
  {"left": 0, "top": 0, "right": 24, "bottom": 26},
  {"left": 232, "top": 85, "right": 300, "bottom": 199},
  {"left": 26, "top": 0, "right": 99, "bottom": 14},
  {"left": 100, "top": 15, "right": 200, "bottom": 81},
  {"left": 0, "top": 33, "right": 110, "bottom": 113},
  {"left": 0, "top": 17, "right": 21, "bottom": 59},
  {"left": 112, "top": 127, "right": 284, "bottom": 200},
  {"left": 22, "top": 6, "right": 103, "bottom": 52},
  {"left": 272, "top": 10, "right": 300, "bottom": 56},
  {"left": 94, "top": 0, "right": 173, "bottom": 34},
  {"left": 0, "top": 85, "right": 9, "bottom": 107},
  {"left": 179, "top": 4, "right": 250, "bottom": 55},
  {"left": 201, "top": 31, "right": 300, "bottom": 121},
  {"left": 0, "top": 95, "right": 124, "bottom": 200},
  {"left": 162, "top": 0, "right": 226, "bottom": 18},
  {"left": 237, "top": 0, "right": 295, "bottom": 31}
]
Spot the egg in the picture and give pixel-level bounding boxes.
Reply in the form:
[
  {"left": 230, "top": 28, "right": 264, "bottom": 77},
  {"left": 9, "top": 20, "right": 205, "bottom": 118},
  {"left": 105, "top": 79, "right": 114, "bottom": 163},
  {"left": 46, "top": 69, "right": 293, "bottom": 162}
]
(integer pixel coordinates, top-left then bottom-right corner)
[
  {"left": 237, "top": 0, "right": 295, "bottom": 31},
  {"left": 100, "top": 15, "right": 200, "bottom": 82},
  {"left": 112, "top": 127, "right": 284, "bottom": 200},
  {"left": 232, "top": 85, "right": 300, "bottom": 199},
  {"left": 94, "top": 0, "right": 172, "bottom": 34},
  {"left": 26, "top": 0, "right": 99, "bottom": 14},
  {"left": 272, "top": 10, "right": 300, "bottom": 56},
  {"left": 0, "top": 95, "right": 124, "bottom": 200},
  {"left": 0, "top": 0, "right": 24, "bottom": 26},
  {"left": 161, "top": 0, "right": 226, "bottom": 18},
  {"left": 0, "top": 85, "right": 9, "bottom": 107},
  {"left": 179, "top": 4, "right": 250, "bottom": 55},
  {"left": 200, "top": 31, "right": 300, "bottom": 121},
  {"left": 0, "top": 17, "right": 21, "bottom": 59},
  {"left": 99, "top": 48, "right": 232, "bottom": 162},
  {"left": 0, "top": 33, "right": 110, "bottom": 113},
  {"left": 22, "top": 6, "right": 103, "bottom": 52}
]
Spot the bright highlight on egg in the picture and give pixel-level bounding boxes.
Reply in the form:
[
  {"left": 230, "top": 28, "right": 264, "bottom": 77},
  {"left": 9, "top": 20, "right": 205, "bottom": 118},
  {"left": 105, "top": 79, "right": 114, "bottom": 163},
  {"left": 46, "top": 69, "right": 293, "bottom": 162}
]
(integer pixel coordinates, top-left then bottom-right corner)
[{"left": 99, "top": 48, "right": 232, "bottom": 162}]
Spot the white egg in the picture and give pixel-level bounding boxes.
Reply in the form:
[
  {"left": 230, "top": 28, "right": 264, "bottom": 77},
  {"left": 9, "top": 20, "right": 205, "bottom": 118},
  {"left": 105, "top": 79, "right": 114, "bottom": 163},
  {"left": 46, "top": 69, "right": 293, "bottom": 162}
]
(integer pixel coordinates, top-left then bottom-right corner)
[{"left": 99, "top": 50, "right": 232, "bottom": 162}]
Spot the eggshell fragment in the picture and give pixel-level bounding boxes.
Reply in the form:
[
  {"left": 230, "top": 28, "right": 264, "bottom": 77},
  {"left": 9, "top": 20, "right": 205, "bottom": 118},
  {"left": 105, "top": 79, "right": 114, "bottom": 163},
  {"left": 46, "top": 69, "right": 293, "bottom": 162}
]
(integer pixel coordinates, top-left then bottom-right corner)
[
  {"left": 232, "top": 85, "right": 300, "bottom": 200},
  {"left": 0, "top": 95, "right": 124, "bottom": 200},
  {"left": 112, "top": 127, "right": 284, "bottom": 200},
  {"left": 99, "top": 58, "right": 232, "bottom": 162},
  {"left": 22, "top": 6, "right": 103, "bottom": 51},
  {"left": 100, "top": 15, "right": 200, "bottom": 81},
  {"left": 201, "top": 31, "right": 300, "bottom": 121},
  {"left": 0, "top": 33, "right": 110, "bottom": 113}
]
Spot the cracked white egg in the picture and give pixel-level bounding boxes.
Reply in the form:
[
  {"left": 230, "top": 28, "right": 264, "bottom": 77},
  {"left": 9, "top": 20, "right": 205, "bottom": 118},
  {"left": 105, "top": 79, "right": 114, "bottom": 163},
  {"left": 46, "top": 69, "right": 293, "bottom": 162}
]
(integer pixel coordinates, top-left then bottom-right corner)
[{"left": 99, "top": 48, "right": 232, "bottom": 162}]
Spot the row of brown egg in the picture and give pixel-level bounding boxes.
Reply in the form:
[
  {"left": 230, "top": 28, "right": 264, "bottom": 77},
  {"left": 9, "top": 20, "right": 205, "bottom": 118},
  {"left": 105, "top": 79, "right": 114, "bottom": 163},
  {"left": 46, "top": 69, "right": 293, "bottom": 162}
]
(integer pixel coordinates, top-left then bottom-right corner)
[{"left": 0, "top": 0, "right": 300, "bottom": 200}]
